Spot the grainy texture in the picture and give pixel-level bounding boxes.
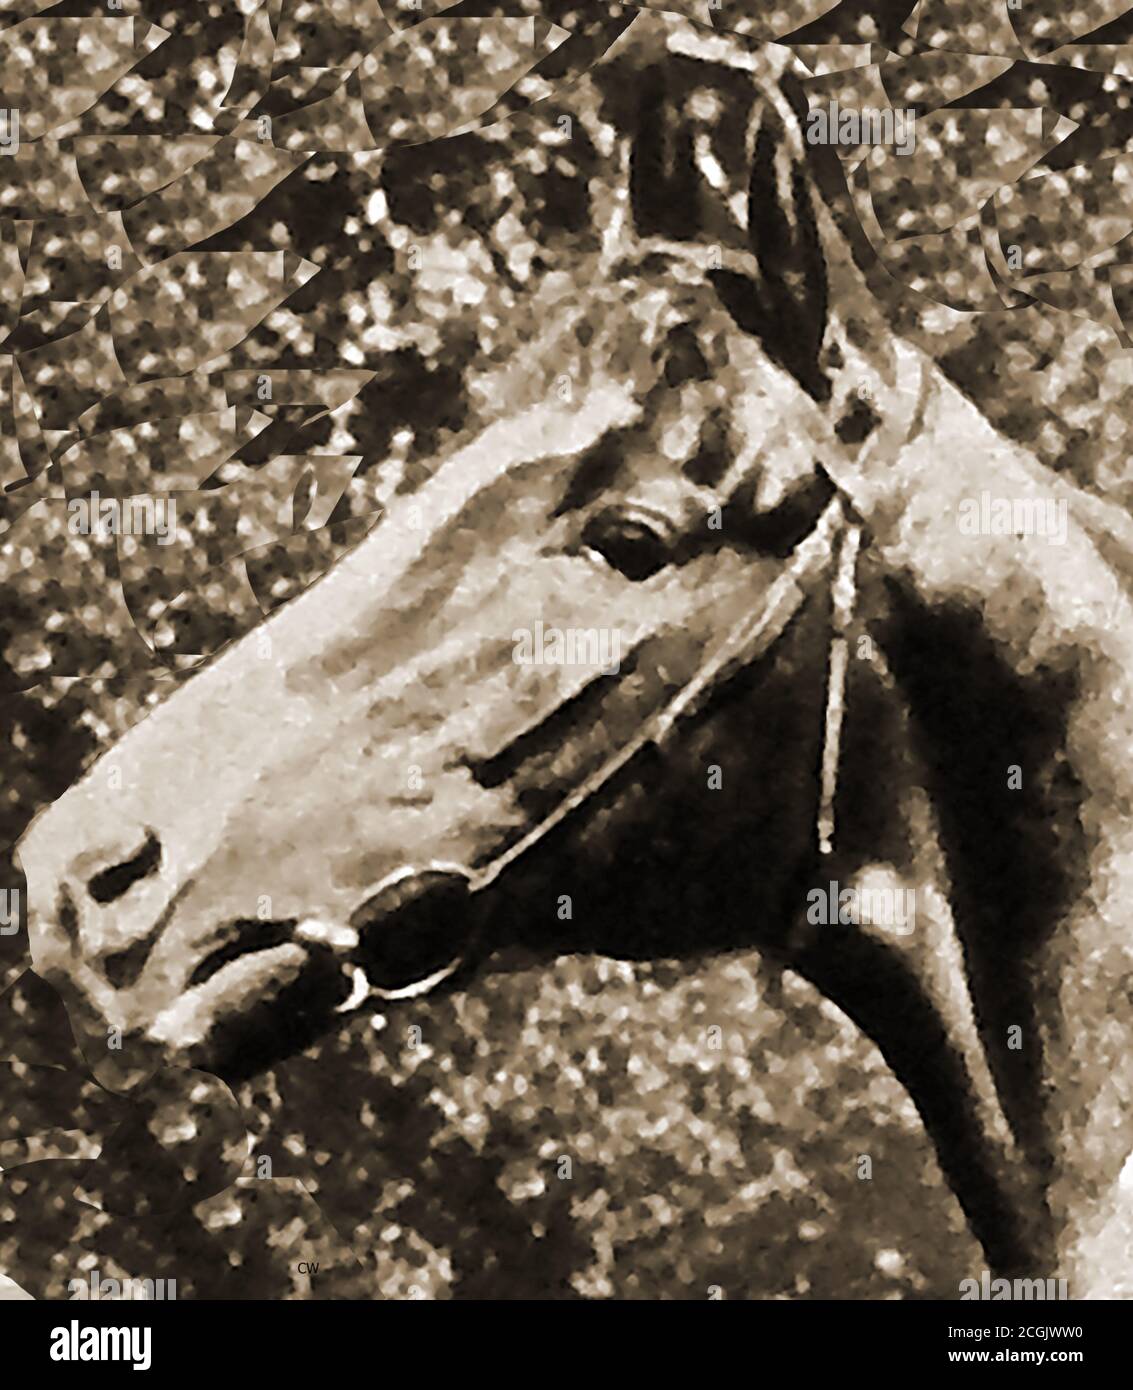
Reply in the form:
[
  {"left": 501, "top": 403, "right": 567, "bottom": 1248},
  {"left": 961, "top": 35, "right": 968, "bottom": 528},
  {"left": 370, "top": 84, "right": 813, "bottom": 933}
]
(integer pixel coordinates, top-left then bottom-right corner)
[{"left": 1, "top": 0, "right": 1132, "bottom": 1304}]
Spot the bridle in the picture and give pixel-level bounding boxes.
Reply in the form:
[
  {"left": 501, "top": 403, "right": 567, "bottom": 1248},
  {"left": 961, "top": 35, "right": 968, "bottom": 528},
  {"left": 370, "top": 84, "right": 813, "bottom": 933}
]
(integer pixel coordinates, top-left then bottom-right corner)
[
  {"left": 320, "top": 484, "right": 862, "bottom": 1012},
  {"left": 309, "top": 229, "right": 925, "bottom": 1016},
  {"left": 296, "top": 21, "right": 938, "bottom": 1067}
]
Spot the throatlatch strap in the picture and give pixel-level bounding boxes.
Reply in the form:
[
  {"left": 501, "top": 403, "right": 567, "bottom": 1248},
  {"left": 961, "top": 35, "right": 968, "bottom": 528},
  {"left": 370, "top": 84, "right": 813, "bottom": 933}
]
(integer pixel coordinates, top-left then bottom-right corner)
[{"left": 818, "top": 518, "right": 862, "bottom": 856}]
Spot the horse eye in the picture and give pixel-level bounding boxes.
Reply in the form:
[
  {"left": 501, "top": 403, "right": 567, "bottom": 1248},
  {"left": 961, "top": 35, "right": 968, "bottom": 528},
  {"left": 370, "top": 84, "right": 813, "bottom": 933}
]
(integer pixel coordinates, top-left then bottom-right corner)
[{"left": 581, "top": 508, "right": 673, "bottom": 582}]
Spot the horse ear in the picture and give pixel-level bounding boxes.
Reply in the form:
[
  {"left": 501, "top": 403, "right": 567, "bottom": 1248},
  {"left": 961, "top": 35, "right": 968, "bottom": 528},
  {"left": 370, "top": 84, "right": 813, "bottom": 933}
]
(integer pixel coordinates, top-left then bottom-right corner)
[
  {"left": 628, "top": 63, "right": 700, "bottom": 242},
  {"left": 710, "top": 98, "right": 830, "bottom": 400}
]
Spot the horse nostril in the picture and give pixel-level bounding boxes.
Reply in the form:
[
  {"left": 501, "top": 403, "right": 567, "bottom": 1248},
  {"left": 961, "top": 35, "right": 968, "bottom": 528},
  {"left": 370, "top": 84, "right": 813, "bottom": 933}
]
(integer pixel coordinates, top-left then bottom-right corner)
[{"left": 87, "top": 831, "right": 162, "bottom": 905}]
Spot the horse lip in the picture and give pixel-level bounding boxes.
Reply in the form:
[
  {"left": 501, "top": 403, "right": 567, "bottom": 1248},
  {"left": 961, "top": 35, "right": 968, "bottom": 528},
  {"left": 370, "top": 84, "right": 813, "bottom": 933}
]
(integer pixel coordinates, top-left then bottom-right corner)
[
  {"left": 184, "top": 864, "right": 477, "bottom": 1016},
  {"left": 149, "top": 940, "right": 315, "bottom": 1065},
  {"left": 186, "top": 917, "right": 300, "bottom": 989}
]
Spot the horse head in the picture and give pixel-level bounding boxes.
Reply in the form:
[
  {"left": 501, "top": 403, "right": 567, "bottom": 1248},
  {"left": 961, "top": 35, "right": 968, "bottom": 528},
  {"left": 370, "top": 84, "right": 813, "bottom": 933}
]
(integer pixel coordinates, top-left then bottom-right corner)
[{"left": 13, "top": 27, "right": 1133, "bottom": 1299}]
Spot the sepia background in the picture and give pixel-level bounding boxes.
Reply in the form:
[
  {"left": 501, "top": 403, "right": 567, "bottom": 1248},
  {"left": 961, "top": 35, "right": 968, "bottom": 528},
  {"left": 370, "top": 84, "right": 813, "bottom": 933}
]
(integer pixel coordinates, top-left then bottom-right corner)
[{"left": 2, "top": 0, "right": 1132, "bottom": 1298}]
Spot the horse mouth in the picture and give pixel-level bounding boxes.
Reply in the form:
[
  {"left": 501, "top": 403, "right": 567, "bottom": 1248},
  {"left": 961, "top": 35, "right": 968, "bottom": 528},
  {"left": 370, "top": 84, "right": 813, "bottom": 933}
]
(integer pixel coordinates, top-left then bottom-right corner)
[
  {"left": 180, "top": 867, "right": 479, "bottom": 1001},
  {"left": 149, "top": 933, "right": 345, "bottom": 1080},
  {"left": 144, "top": 870, "right": 483, "bottom": 1075},
  {"left": 186, "top": 918, "right": 301, "bottom": 989}
]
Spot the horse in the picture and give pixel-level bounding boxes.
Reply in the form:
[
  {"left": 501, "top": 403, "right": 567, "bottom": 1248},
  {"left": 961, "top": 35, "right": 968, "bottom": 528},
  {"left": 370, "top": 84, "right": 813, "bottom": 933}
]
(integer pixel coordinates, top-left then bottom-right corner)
[{"left": 12, "top": 26, "right": 1133, "bottom": 1300}]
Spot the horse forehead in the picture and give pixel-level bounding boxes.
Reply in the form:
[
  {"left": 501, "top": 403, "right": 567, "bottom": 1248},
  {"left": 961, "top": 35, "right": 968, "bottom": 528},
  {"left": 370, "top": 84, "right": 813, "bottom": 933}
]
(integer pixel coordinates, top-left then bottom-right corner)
[
  {"left": 612, "top": 353, "right": 825, "bottom": 512},
  {"left": 369, "top": 272, "right": 829, "bottom": 555}
]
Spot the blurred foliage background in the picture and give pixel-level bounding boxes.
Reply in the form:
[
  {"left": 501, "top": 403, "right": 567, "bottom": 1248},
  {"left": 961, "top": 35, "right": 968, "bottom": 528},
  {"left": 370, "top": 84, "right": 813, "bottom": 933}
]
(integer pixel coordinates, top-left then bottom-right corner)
[{"left": 2, "top": 0, "right": 1130, "bottom": 1298}]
